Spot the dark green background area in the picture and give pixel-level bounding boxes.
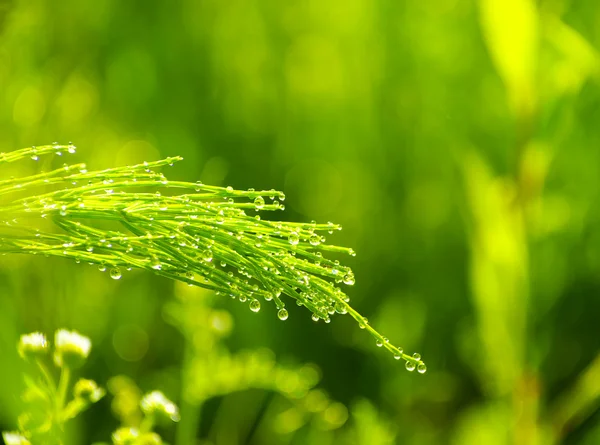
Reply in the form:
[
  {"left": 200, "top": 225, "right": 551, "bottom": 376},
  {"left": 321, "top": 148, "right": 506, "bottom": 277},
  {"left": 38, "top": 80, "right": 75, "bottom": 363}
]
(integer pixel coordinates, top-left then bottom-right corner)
[{"left": 1, "top": 0, "right": 599, "bottom": 444}]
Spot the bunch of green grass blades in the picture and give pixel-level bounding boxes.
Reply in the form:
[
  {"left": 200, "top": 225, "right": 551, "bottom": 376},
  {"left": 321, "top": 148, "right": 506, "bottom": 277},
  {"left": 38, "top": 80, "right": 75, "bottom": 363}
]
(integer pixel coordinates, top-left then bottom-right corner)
[{"left": 0, "top": 143, "right": 426, "bottom": 373}]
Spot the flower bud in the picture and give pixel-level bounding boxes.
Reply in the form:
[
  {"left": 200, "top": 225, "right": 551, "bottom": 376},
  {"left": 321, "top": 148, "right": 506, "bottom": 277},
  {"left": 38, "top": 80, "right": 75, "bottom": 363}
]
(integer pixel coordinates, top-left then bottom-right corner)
[
  {"left": 17, "top": 332, "right": 48, "bottom": 361},
  {"left": 53, "top": 329, "right": 91, "bottom": 368},
  {"left": 140, "top": 391, "right": 180, "bottom": 423},
  {"left": 74, "top": 379, "right": 105, "bottom": 403}
]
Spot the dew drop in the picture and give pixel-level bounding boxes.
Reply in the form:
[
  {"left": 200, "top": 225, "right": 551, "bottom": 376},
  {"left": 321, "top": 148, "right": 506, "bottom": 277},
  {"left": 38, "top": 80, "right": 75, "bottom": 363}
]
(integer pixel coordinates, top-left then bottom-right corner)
[
  {"left": 110, "top": 267, "right": 122, "bottom": 280},
  {"left": 309, "top": 233, "right": 321, "bottom": 246},
  {"left": 417, "top": 363, "right": 427, "bottom": 374},
  {"left": 412, "top": 353, "right": 421, "bottom": 360},
  {"left": 98, "top": 265, "right": 107, "bottom": 272},
  {"left": 405, "top": 361, "right": 416, "bottom": 372},
  {"left": 67, "top": 142, "right": 76, "bottom": 154},
  {"left": 334, "top": 302, "right": 347, "bottom": 314},
  {"left": 394, "top": 354, "right": 402, "bottom": 360},
  {"left": 343, "top": 272, "right": 355, "bottom": 286},
  {"left": 249, "top": 299, "right": 261, "bottom": 312},
  {"left": 376, "top": 340, "right": 383, "bottom": 347},
  {"left": 201, "top": 250, "right": 213, "bottom": 262},
  {"left": 254, "top": 196, "right": 265, "bottom": 210},
  {"left": 288, "top": 231, "right": 299, "bottom": 245},
  {"left": 312, "top": 314, "right": 320, "bottom": 322},
  {"left": 151, "top": 258, "right": 162, "bottom": 270},
  {"left": 277, "top": 308, "right": 289, "bottom": 321}
]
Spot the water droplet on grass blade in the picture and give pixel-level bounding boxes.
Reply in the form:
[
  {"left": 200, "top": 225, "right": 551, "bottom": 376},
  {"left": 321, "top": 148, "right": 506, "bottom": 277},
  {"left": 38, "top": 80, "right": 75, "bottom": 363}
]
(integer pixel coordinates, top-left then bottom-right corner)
[
  {"left": 110, "top": 267, "right": 122, "bottom": 280},
  {"left": 405, "top": 361, "right": 416, "bottom": 372},
  {"left": 309, "top": 234, "right": 320, "bottom": 246},
  {"left": 151, "top": 258, "right": 162, "bottom": 270},
  {"left": 254, "top": 196, "right": 265, "bottom": 210},
  {"left": 417, "top": 363, "right": 427, "bottom": 374},
  {"left": 277, "top": 308, "right": 289, "bottom": 321},
  {"left": 343, "top": 272, "right": 355, "bottom": 285},
  {"left": 334, "top": 302, "right": 347, "bottom": 314},
  {"left": 288, "top": 232, "right": 299, "bottom": 245},
  {"left": 201, "top": 249, "right": 213, "bottom": 262},
  {"left": 249, "top": 300, "right": 261, "bottom": 312}
]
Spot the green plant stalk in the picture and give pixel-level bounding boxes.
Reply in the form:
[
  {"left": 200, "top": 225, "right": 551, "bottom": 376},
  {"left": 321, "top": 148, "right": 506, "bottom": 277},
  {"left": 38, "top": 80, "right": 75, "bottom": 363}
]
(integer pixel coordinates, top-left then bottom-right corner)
[
  {"left": 36, "top": 359, "right": 58, "bottom": 400},
  {"left": 56, "top": 366, "right": 71, "bottom": 423},
  {"left": 175, "top": 340, "right": 202, "bottom": 445},
  {"left": 139, "top": 413, "right": 155, "bottom": 435},
  {"left": 0, "top": 144, "right": 425, "bottom": 370}
]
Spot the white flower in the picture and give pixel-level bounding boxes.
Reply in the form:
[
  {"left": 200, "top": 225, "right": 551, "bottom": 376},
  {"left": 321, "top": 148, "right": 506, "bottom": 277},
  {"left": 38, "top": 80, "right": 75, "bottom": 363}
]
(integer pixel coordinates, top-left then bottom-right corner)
[
  {"left": 53, "top": 329, "right": 92, "bottom": 368},
  {"left": 140, "top": 391, "right": 180, "bottom": 422},
  {"left": 2, "top": 431, "right": 31, "bottom": 445},
  {"left": 17, "top": 332, "right": 48, "bottom": 360}
]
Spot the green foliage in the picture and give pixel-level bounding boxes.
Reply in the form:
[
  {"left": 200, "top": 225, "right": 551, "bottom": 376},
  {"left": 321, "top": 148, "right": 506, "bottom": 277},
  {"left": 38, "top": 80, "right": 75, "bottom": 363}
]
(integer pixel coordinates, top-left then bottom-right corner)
[
  {"left": 4, "top": 329, "right": 182, "bottom": 445},
  {"left": 3, "top": 330, "right": 104, "bottom": 444},
  {"left": 2, "top": 0, "right": 600, "bottom": 443},
  {"left": 165, "top": 284, "right": 350, "bottom": 444},
  {"left": 0, "top": 144, "right": 425, "bottom": 371}
]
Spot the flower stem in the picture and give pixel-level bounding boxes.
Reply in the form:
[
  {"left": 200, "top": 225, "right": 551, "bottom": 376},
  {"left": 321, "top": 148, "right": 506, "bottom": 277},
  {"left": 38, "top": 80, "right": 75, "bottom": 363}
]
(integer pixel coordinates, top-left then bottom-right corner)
[
  {"left": 139, "top": 413, "right": 155, "bottom": 434},
  {"left": 175, "top": 337, "right": 202, "bottom": 445},
  {"left": 36, "top": 359, "right": 57, "bottom": 398},
  {"left": 57, "top": 366, "right": 71, "bottom": 418}
]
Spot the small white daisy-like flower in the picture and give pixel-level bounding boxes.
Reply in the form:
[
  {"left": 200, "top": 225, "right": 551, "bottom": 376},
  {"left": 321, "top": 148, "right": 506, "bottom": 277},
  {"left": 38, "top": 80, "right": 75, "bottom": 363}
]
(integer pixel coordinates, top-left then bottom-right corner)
[
  {"left": 53, "top": 329, "right": 92, "bottom": 368},
  {"left": 74, "top": 378, "right": 105, "bottom": 403},
  {"left": 17, "top": 332, "right": 48, "bottom": 360},
  {"left": 140, "top": 391, "right": 180, "bottom": 422},
  {"left": 2, "top": 431, "right": 31, "bottom": 445}
]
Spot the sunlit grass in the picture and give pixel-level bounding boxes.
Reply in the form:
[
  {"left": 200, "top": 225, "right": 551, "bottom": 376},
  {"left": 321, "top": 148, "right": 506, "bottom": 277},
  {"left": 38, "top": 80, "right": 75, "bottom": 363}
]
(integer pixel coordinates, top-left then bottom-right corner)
[{"left": 0, "top": 144, "right": 425, "bottom": 372}]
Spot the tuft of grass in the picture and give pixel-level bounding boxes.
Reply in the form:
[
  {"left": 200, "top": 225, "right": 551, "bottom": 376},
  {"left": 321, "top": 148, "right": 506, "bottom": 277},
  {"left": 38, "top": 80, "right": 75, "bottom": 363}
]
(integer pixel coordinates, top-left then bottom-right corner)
[{"left": 0, "top": 143, "right": 425, "bottom": 372}]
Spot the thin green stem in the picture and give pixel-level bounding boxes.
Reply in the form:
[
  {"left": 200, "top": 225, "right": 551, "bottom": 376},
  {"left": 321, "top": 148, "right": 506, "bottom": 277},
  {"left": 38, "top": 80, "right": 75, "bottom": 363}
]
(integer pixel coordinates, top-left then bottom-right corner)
[
  {"left": 36, "top": 359, "right": 57, "bottom": 399},
  {"left": 175, "top": 399, "right": 201, "bottom": 445},
  {"left": 56, "top": 366, "right": 71, "bottom": 419},
  {"left": 175, "top": 332, "right": 203, "bottom": 445},
  {"left": 0, "top": 144, "right": 425, "bottom": 370},
  {"left": 139, "top": 413, "right": 155, "bottom": 435}
]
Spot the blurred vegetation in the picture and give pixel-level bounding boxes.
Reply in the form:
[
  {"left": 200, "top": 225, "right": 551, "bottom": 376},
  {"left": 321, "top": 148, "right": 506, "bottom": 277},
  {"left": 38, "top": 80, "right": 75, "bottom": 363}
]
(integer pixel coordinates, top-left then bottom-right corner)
[{"left": 1, "top": 0, "right": 600, "bottom": 443}]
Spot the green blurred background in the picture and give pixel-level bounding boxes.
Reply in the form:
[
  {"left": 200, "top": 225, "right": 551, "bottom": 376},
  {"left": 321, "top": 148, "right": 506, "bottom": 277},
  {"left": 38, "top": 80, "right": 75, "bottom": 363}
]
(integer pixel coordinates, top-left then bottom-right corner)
[{"left": 1, "top": 0, "right": 600, "bottom": 443}]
